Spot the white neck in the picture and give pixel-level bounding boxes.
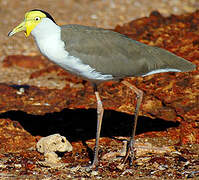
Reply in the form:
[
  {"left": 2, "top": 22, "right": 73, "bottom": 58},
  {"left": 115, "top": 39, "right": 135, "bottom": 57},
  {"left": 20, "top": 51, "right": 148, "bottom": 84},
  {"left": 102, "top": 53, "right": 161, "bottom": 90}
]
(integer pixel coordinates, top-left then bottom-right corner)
[
  {"left": 31, "top": 18, "right": 67, "bottom": 61},
  {"left": 31, "top": 18, "right": 61, "bottom": 40}
]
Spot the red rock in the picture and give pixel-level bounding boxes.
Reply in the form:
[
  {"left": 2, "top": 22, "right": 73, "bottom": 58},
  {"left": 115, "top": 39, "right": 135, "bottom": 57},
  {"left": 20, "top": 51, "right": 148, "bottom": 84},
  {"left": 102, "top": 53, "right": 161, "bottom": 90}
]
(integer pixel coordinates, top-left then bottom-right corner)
[{"left": 0, "top": 11, "right": 198, "bottom": 149}]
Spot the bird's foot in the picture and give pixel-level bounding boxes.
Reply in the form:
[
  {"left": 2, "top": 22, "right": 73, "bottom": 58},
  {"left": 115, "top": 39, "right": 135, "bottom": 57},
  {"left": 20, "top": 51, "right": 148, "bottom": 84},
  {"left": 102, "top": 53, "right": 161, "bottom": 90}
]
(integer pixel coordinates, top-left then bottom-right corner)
[
  {"left": 83, "top": 158, "right": 99, "bottom": 172},
  {"left": 101, "top": 140, "right": 136, "bottom": 170},
  {"left": 101, "top": 140, "right": 127, "bottom": 160},
  {"left": 117, "top": 140, "right": 136, "bottom": 170},
  {"left": 81, "top": 164, "right": 98, "bottom": 174}
]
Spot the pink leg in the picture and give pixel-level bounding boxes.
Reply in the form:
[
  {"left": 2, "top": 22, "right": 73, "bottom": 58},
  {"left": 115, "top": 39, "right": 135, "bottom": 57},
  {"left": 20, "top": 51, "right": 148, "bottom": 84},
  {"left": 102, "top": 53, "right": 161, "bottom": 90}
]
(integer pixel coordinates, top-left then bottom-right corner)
[
  {"left": 121, "top": 80, "right": 143, "bottom": 165},
  {"left": 91, "top": 91, "right": 104, "bottom": 168}
]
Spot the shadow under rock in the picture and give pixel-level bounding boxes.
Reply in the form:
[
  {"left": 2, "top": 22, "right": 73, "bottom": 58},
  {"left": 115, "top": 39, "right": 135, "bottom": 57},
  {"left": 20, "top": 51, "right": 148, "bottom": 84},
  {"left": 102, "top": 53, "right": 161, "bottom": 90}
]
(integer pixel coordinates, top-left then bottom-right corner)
[{"left": 0, "top": 109, "right": 179, "bottom": 142}]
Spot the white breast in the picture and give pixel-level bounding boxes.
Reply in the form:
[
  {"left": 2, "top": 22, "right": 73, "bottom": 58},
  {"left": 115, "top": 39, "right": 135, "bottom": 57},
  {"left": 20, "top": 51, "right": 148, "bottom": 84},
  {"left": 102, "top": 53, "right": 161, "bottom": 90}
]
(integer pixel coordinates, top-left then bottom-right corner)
[{"left": 31, "top": 18, "right": 113, "bottom": 81}]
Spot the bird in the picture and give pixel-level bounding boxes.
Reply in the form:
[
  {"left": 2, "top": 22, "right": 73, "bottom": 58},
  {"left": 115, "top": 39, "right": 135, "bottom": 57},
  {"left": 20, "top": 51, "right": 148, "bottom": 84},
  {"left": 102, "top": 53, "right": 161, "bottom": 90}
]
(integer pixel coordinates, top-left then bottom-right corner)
[{"left": 8, "top": 9, "right": 196, "bottom": 169}]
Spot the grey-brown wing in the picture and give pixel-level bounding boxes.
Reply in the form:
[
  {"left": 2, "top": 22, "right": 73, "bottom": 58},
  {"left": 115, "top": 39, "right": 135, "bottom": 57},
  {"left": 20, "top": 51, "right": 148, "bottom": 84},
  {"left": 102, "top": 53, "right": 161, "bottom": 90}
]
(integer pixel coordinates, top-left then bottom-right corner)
[{"left": 61, "top": 25, "right": 195, "bottom": 78}]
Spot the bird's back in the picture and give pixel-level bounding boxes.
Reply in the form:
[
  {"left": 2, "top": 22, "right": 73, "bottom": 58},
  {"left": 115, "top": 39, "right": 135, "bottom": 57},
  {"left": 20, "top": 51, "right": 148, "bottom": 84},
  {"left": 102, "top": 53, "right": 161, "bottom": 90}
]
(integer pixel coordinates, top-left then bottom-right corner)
[{"left": 61, "top": 24, "right": 196, "bottom": 80}]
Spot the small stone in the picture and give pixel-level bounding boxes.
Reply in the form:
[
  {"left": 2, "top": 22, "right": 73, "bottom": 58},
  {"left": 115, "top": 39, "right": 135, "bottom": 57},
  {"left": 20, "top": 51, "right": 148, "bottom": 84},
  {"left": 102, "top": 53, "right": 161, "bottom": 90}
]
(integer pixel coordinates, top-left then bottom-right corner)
[
  {"left": 32, "top": 102, "right": 41, "bottom": 106},
  {"left": 37, "top": 134, "right": 72, "bottom": 167},
  {"left": 91, "top": 170, "right": 98, "bottom": 176},
  {"left": 16, "top": 87, "right": 24, "bottom": 95},
  {"left": 37, "top": 133, "right": 72, "bottom": 153},
  {"left": 14, "top": 164, "right": 22, "bottom": 168},
  {"left": 158, "top": 165, "right": 166, "bottom": 170},
  {"left": 117, "top": 163, "right": 124, "bottom": 170},
  {"left": 0, "top": 163, "right": 7, "bottom": 168}
]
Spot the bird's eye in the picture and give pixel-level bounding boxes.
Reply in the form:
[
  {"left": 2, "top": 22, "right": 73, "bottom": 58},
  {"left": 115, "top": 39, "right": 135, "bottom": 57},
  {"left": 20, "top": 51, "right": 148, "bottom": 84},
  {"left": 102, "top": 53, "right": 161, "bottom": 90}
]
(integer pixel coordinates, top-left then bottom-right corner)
[{"left": 35, "top": 17, "right": 40, "bottom": 21}]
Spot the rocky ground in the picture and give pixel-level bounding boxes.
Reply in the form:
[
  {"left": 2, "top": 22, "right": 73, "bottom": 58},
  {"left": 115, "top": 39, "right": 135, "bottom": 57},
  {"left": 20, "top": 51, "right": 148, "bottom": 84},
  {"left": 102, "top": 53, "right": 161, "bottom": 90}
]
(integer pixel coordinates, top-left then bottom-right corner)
[{"left": 0, "top": 0, "right": 199, "bottom": 179}]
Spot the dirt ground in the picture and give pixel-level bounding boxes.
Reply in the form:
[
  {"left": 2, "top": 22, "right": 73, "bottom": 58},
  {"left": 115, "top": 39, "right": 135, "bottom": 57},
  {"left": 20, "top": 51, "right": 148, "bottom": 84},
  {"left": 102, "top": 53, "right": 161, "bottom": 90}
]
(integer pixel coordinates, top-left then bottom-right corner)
[
  {"left": 0, "top": 0, "right": 199, "bottom": 179},
  {"left": 2, "top": 0, "right": 199, "bottom": 57}
]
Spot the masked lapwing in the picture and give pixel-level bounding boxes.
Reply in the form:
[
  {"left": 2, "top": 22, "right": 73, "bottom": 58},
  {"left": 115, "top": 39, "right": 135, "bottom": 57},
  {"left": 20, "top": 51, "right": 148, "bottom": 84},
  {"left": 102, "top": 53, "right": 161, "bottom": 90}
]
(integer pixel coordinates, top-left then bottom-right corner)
[{"left": 8, "top": 9, "right": 196, "bottom": 169}]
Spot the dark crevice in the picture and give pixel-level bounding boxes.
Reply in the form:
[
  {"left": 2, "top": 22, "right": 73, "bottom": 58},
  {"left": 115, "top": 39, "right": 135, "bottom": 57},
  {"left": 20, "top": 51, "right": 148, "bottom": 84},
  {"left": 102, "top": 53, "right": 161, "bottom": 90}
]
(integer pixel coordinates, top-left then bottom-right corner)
[{"left": 0, "top": 109, "right": 180, "bottom": 142}]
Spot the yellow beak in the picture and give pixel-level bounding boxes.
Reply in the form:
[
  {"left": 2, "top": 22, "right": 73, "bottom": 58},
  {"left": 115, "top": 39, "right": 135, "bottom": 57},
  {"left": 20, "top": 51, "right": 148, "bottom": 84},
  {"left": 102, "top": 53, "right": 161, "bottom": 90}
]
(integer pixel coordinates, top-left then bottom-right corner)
[
  {"left": 8, "top": 20, "right": 27, "bottom": 37},
  {"left": 8, "top": 20, "right": 33, "bottom": 37}
]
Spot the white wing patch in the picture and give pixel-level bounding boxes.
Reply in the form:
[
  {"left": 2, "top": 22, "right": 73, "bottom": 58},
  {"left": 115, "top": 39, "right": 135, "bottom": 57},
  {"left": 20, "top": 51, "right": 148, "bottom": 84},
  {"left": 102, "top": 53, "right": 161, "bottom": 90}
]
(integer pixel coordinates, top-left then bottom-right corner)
[
  {"left": 142, "top": 68, "right": 181, "bottom": 77},
  {"left": 56, "top": 55, "right": 114, "bottom": 81}
]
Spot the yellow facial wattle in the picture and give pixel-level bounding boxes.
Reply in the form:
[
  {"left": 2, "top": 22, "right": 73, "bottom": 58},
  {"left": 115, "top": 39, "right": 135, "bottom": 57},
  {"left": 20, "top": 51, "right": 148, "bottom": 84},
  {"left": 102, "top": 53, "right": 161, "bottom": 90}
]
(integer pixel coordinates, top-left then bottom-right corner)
[{"left": 8, "top": 10, "right": 47, "bottom": 37}]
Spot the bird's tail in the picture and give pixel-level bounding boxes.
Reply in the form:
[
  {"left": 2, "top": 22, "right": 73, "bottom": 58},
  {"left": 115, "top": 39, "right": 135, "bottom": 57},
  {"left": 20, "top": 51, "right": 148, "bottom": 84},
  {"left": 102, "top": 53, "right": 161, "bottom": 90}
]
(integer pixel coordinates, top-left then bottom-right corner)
[{"left": 148, "top": 46, "right": 196, "bottom": 72}]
